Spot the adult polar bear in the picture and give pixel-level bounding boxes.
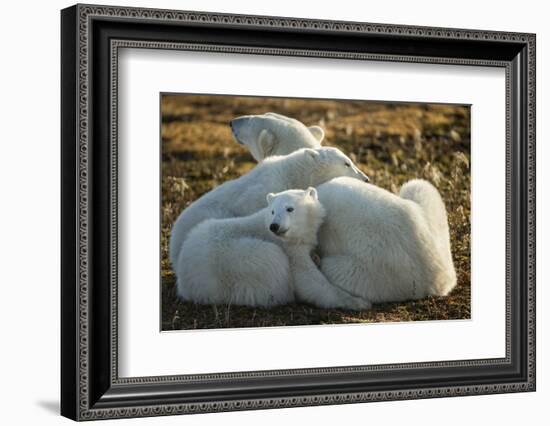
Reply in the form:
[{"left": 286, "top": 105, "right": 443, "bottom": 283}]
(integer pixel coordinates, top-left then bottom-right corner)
[
  {"left": 316, "top": 177, "right": 456, "bottom": 307},
  {"left": 230, "top": 112, "right": 324, "bottom": 161},
  {"left": 169, "top": 146, "right": 369, "bottom": 269},
  {"left": 234, "top": 113, "right": 457, "bottom": 306},
  {"left": 176, "top": 188, "right": 369, "bottom": 310}
]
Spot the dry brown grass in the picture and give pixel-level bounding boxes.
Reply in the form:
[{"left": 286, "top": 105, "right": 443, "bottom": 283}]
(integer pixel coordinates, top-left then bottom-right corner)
[{"left": 161, "top": 94, "right": 470, "bottom": 330}]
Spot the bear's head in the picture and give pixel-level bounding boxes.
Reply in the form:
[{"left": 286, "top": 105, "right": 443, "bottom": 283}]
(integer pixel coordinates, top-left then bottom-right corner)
[
  {"left": 265, "top": 188, "right": 326, "bottom": 245},
  {"left": 230, "top": 112, "right": 324, "bottom": 162},
  {"left": 300, "top": 147, "right": 370, "bottom": 184}
]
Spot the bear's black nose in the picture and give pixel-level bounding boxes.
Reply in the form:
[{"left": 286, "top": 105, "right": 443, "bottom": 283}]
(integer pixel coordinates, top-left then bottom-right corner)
[{"left": 270, "top": 223, "right": 280, "bottom": 233}]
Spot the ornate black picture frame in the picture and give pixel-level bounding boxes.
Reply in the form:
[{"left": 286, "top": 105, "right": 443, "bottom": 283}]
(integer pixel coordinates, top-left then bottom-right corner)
[{"left": 61, "top": 3, "right": 536, "bottom": 421}]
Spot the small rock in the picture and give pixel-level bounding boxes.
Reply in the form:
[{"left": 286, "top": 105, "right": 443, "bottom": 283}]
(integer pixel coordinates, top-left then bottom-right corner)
[
  {"left": 449, "top": 129, "right": 461, "bottom": 142},
  {"left": 345, "top": 124, "right": 353, "bottom": 136}
]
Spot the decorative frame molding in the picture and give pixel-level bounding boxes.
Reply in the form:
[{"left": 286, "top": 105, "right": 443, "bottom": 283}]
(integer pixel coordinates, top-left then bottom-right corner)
[{"left": 61, "top": 3, "right": 536, "bottom": 421}]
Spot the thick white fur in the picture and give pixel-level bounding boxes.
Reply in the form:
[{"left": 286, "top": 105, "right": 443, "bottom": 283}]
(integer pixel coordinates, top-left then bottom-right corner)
[
  {"left": 176, "top": 188, "right": 369, "bottom": 309},
  {"left": 316, "top": 177, "right": 457, "bottom": 305},
  {"left": 233, "top": 114, "right": 457, "bottom": 306},
  {"left": 230, "top": 112, "right": 324, "bottom": 161},
  {"left": 169, "top": 147, "right": 369, "bottom": 269}
]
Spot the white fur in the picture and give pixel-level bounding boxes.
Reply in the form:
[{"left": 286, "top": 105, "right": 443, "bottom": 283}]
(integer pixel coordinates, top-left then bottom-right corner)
[
  {"left": 176, "top": 189, "right": 369, "bottom": 309},
  {"left": 315, "top": 177, "right": 457, "bottom": 305},
  {"left": 169, "top": 147, "right": 369, "bottom": 269},
  {"left": 232, "top": 114, "right": 457, "bottom": 307},
  {"left": 230, "top": 112, "right": 324, "bottom": 161}
]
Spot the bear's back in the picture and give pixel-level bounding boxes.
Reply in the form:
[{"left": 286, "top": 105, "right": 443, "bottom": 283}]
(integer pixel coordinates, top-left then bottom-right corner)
[{"left": 316, "top": 177, "right": 423, "bottom": 256}]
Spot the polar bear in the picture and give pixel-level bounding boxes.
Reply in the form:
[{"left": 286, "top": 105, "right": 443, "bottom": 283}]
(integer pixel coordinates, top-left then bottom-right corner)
[
  {"left": 230, "top": 112, "right": 324, "bottom": 161},
  {"left": 169, "top": 147, "right": 369, "bottom": 269},
  {"left": 315, "top": 177, "right": 457, "bottom": 306},
  {"left": 231, "top": 113, "right": 457, "bottom": 306},
  {"left": 176, "top": 188, "right": 369, "bottom": 309}
]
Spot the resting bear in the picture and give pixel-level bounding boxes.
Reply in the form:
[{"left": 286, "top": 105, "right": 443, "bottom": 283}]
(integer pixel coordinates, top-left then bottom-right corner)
[
  {"left": 234, "top": 114, "right": 457, "bottom": 306},
  {"left": 169, "top": 147, "right": 369, "bottom": 269},
  {"left": 316, "top": 177, "right": 457, "bottom": 306},
  {"left": 175, "top": 188, "right": 369, "bottom": 310},
  {"left": 230, "top": 112, "right": 324, "bottom": 161}
]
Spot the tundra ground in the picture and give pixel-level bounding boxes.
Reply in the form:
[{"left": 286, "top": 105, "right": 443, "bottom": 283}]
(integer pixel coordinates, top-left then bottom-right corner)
[{"left": 161, "top": 95, "right": 471, "bottom": 330}]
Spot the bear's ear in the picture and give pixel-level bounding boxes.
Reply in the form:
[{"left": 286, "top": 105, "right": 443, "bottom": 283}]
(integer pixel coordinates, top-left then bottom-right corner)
[
  {"left": 308, "top": 126, "right": 325, "bottom": 143},
  {"left": 305, "top": 148, "right": 320, "bottom": 161},
  {"left": 306, "top": 187, "right": 318, "bottom": 200},
  {"left": 266, "top": 193, "right": 275, "bottom": 204},
  {"left": 258, "top": 129, "right": 276, "bottom": 158}
]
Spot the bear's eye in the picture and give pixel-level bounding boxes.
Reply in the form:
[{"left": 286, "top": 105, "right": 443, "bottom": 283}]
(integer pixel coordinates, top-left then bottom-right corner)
[
  {"left": 344, "top": 161, "right": 351, "bottom": 167},
  {"left": 286, "top": 207, "right": 294, "bottom": 213},
  {"left": 271, "top": 210, "right": 274, "bottom": 215}
]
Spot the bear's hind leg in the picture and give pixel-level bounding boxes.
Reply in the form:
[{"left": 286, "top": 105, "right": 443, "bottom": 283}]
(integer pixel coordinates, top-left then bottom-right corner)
[{"left": 221, "top": 238, "right": 294, "bottom": 308}]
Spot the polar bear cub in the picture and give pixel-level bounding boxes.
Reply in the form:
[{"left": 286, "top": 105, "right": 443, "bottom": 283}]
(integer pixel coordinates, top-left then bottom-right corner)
[
  {"left": 316, "top": 177, "right": 457, "bottom": 305},
  {"left": 169, "top": 147, "right": 369, "bottom": 268},
  {"left": 230, "top": 112, "right": 325, "bottom": 161},
  {"left": 176, "top": 188, "right": 370, "bottom": 309}
]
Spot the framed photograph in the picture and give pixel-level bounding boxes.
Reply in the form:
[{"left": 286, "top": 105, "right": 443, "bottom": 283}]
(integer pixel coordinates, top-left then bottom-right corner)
[{"left": 61, "top": 4, "right": 536, "bottom": 421}]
